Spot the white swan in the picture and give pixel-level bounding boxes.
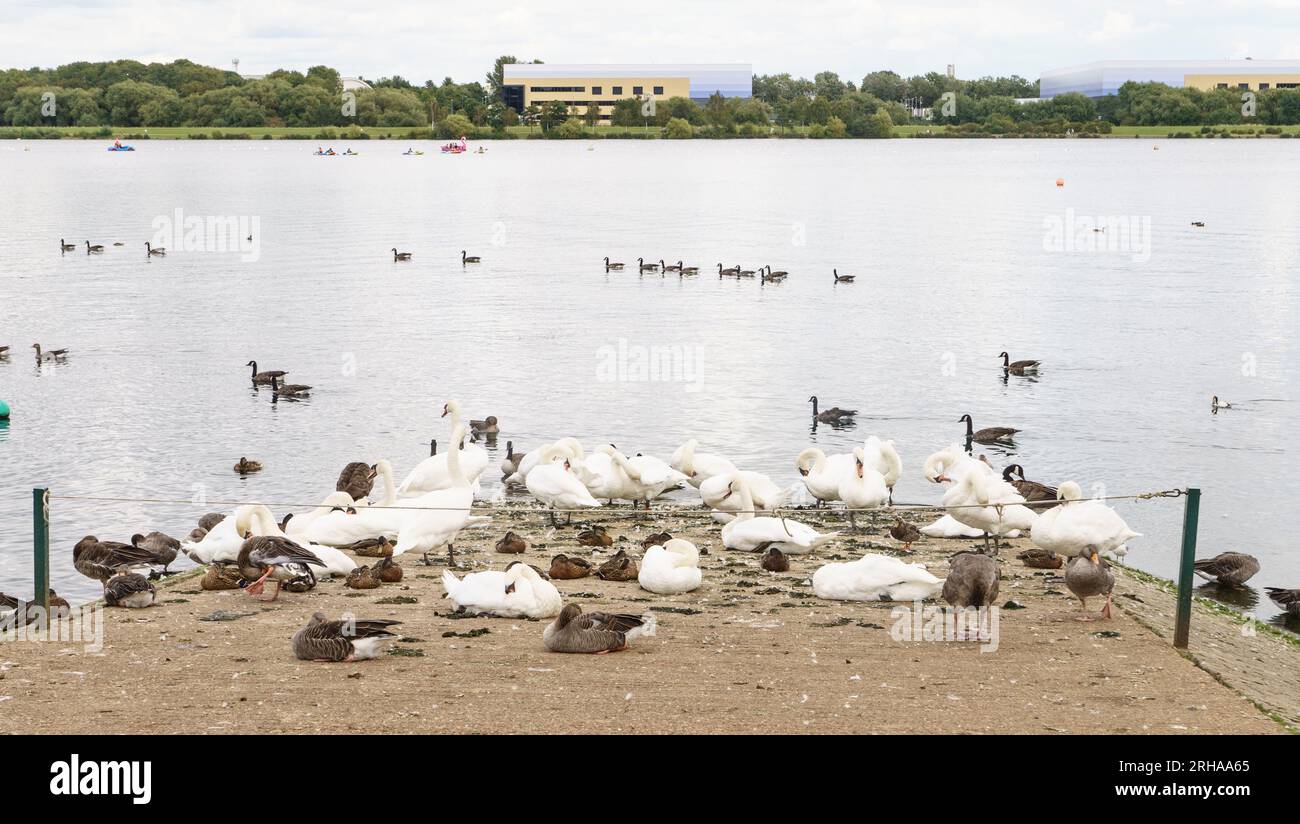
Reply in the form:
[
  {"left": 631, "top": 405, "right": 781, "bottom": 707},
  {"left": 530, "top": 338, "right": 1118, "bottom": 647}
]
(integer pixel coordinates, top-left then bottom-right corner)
[
  {"left": 920, "top": 516, "right": 987, "bottom": 539},
  {"left": 181, "top": 505, "right": 260, "bottom": 563},
  {"left": 638, "top": 539, "right": 703, "bottom": 594},
  {"left": 943, "top": 470, "right": 1038, "bottom": 550},
  {"left": 670, "top": 439, "right": 738, "bottom": 488},
  {"left": 241, "top": 504, "right": 357, "bottom": 577},
  {"left": 575, "top": 444, "right": 633, "bottom": 502},
  {"left": 505, "top": 437, "right": 583, "bottom": 487},
  {"left": 526, "top": 444, "right": 601, "bottom": 524},
  {"left": 920, "top": 444, "right": 1002, "bottom": 538},
  {"left": 812, "top": 554, "right": 943, "bottom": 602},
  {"left": 285, "top": 490, "right": 360, "bottom": 538},
  {"left": 302, "top": 465, "right": 403, "bottom": 546},
  {"left": 699, "top": 470, "right": 796, "bottom": 520},
  {"left": 443, "top": 561, "right": 563, "bottom": 618},
  {"left": 397, "top": 400, "right": 488, "bottom": 496},
  {"left": 795, "top": 446, "right": 854, "bottom": 504},
  {"left": 837, "top": 446, "right": 890, "bottom": 528},
  {"left": 720, "top": 473, "right": 838, "bottom": 554},
  {"left": 392, "top": 423, "right": 475, "bottom": 563},
  {"left": 1031, "top": 481, "right": 1141, "bottom": 559},
  {"left": 861, "top": 436, "right": 902, "bottom": 499}
]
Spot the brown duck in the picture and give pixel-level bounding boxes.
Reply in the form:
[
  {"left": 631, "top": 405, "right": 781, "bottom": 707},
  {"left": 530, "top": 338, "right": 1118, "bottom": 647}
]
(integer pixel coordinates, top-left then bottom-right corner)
[
  {"left": 577, "top": 526, "right": 613, "bottom": 547},
  {"left": 543, "top": 604, "right": 656, "bottom": 653},
  {"left": 641, "top": 531, "right": 672, "bottom": 550},
  {"left": 549, "top": 554, "right": 593, "bottom": 580},
  {"left": 495, "top": 531, "right": 527, "bottom": 554},
  {"left": 234, "top": 457, "right": 263, "bottom": 474},
  {"left": 888, "top": 517, "right": 922, "bottom": 550},
  {"left": 292, "top": 612, "right": 401, "bottom": 662},
  {"left": 200, "top": 564, "right": 244, "bottom": 590},
  {"left": 760, "top": 546, "right": 789, "bottom": 572},
  {"left": 1017, "top": 547, "right": 1063, "bottom": 569},
  {"left": 345, "top": 565, "right": 383, "bottom": 590},
  {"left": 597, "top": 549, "right": 639, "bottom": 581},
  {"left": 0, "top": 590, "right": 70, "bottom": 624},
  {"left": 342, "top": 536, "right": 393, "bottom": 558},
  {"left": 1193, "top": 552, "right": 1260, "bottom": 587},
  {"left": 373, "top": 556, "right": 403, "bottom": 583}
]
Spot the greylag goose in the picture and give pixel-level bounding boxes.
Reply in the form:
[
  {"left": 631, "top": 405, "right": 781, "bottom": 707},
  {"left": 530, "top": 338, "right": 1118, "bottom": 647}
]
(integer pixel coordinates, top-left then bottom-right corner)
[
  {"left": 543, "top": 604, "right": 656, "bottom": 654},
  {"left": 596, "top": 549, "right": 638, "bottom": 581},
  {"left": 999, "top": 351, "right": 1040, "bottom": 375},
  {"left": 1265, "top": 588, "right": 1300, "bottom": 617},
  {"left": 103, "top": 573, "right": 156, "bottom": 608},
  {"left": 942, "top": 551, "right": 1000, "bottom": 609},
  {"left": 761, "top": 546, "right": 790, "bottom": 572},
  {"left": 604, "top": 256, "right": 624, "bottom": 271},
  {"left": 269, "top": 375, "right": 311, "bottom": 397},
  {"left": 336, "top": 461, "right": 376, "bottom": 501},
  {"left": 833, "top": 269, "right": 854, "bottom": 282},
  {"left": 1064, "top": 547, "right": 1115, "bottom": 621},
  {"left": 462, "top": 250, "right": 481, "bottom": 263},
  {"left": 1002, "top": 464, "right": 1057, "bottom": 505},
  {"left": 392, "top": 248, "right": 413, "bottom": 261},
  {"left": 292, "top": 612, "right": 401, "bottom": 662},
  {"left": 236, "top": 535, "right": 323, "bottom": 601},
  {"left": 145, "top": 242, "right": 166, "bottom": 256},
  {"left": 198, "top": 512, "right": 226, "bottom": 532},
  {"left": 131, "top": 531, "right": 180, "bottom": 572},
  {"left": 1193, "top": 552, "right": 1260, "bottom": 587},
  {"left": 549, "top": 554, "right": 594, "bottom": 579},
  {"left": 809, "top": 395, "right": 857, "bottom": 424},
  {"left": 495, "top": 531, "right": 527, "bottom": 554},
  {"left": 32, "top": 344, "right": 69, "bottom": 362},
  {"left": 234, "top": 457, "right": 262, "bottom": 474},
  {"left": 246, "top": 361, "right": 287, "bottom": 385},
  {"left": 72, "top": 536, "right": 155, "bottom": 585},
  {"left": 960, "top": 414, "right": 1018, "bottom": 444}
]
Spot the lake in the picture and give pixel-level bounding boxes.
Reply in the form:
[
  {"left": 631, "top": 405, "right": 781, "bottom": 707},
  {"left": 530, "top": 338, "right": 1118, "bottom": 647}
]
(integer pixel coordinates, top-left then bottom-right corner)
[{"left": 0, "top": 137, "right": 1296, "bottom": 624}]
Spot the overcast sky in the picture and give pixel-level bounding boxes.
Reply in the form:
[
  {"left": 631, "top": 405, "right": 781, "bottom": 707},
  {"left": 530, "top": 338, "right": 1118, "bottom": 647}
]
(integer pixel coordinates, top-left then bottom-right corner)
[{"left": 3, "top": 0, "right": 1299, "bottom": 82}]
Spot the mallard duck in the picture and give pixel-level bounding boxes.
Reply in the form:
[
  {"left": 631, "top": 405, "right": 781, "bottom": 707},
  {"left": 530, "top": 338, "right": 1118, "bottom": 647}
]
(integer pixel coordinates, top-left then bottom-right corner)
[
  {"left": 373, "top": 556, "right": 403, "bottom": 583},
  {"left": 345, "top": 565, "right": 383, "bottom": 590},
  {"left": 549, "top": 554, "right": 593, "bottom": 579},
  {"left": 130, "top": 531, "right": 180, "bottom": 572},
  {"left": 1017, "top": 547, "right": 1063, "bottom": 569},
  {"left": 495, "top": 531, "right": 527, "bottom": 554},
  {"left": 104, "top": 573, "right": 156, "bottom": 608},
  {"left": 343, "top": 536, "right": 394, "bottom": 558},
  {"left": 641, "top": 531, "right": 672, "bottom": 549},
  {"left": 72, "top": 536, "right": 155, "bottom": 585},
  {"left": 888, "top": 517, "right": 922, "bottom": 550},
  {"left": 1064, "top": 547, "right": 1115, "bottom": 621},
  {"left": 577, "top": 525, "right": 613, "bottom": 548},
  {"left": 604, "top": 256, "right": 624, "bottom": 271},
  {"left": 833, "top": 268, "right": 854, "bottom": 282},
  {"left": 201, "top": 563, "right": 244, "bottom": 590},
  {"left": 959, "top": 414, "right": 1019, "bottom": 444},
  {"left": 760, "top": 546, "right": 789, "bottom": 572},
  {"left": 942, "top": 552, "right": 1000, "bottom": 609},
  {"left": 392, "top": 248, "right": 413, "bottom": 261},
  {"left": 597, "top": 549, "right": 639, "bottom": 581},
  {"left": 145, "top": 242, "right": 166, "bottom": 256},
  {"left": 1265, "top": 588, "right": 1299, "bottom": 617},
  {"left": 236, "top": 535, "right": 323, "bottom": 601},
  {"left": 269, "top": 375, "right": 311, "bottom": 397},
  {"left": 999, "top": 351, "right": 1040, "bottom": 375},
  {"left": 809, "top": 395, "right": 856, "bottom": 424},
  {"left": 246, "top": 361, "right": 287, "bottom": 385},
  {"left": 462, "top": 250, "right": 481, "bottom": 264},
  {"left": 1193, "top": 552, "right": 1260, "bottom": 587},
  {"left": 336, "top": 461, "right": 376, "bottom": 501},
  {"left": 234, "top": 457, "right": 262, "bottom": 474},
  {"left": 470, "top": 415, "right": 499, "bottom": 436},
  {"left": 543, "top": 605, "right": 656, "bottom": 653},
  {"left": 292, "top": 612, "right": 401, "bottom": 662},
  {"left": 1002, "top": 464, "right": 1057, "bottom": 506}
]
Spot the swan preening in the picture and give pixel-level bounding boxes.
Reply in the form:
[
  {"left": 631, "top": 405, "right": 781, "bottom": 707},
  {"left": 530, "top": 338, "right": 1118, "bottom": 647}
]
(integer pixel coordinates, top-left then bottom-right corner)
[{"left": 1029, "top": 481, "right": 1141, "bottom": 561}]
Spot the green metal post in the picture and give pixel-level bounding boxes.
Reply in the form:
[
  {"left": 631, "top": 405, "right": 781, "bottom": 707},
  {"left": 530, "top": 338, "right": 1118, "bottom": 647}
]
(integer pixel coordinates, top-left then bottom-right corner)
[
  {"left": 33, "top": 487, "right": 49, "bottom": 612},
  {"left": 1173, "top": 487, "right": 1200, "bottom": 649}
]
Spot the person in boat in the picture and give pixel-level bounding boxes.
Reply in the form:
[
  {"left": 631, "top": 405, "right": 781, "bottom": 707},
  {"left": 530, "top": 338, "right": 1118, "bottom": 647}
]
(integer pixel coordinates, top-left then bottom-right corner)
[{"left": 113, "top": 138, "right": 122, "bottom": 148}]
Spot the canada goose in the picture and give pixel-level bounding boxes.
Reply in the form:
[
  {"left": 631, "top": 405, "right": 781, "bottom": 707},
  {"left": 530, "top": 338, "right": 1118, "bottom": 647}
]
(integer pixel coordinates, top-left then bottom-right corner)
[
  {"left": 145, "top": 242, "right": 166, "bottom": 256},
  {"left": 577, "top": 525, "right": 613, "bottom": 548},
  {"left": 103, "top": 573, "right": 156, "bottom": 608},
  {"left": 0, "top": 345, "right": 8, "bottom": 358},
  {"left": 833, "top": 269, "right": 854, "bottom": 282},
  {"left": 1193, "top": 552, "right": 1260, "bottom": 587},
  {"left": 718, "top": 263, "right": 740, "bottom": 277},
  {"left": 462, "top": 250, "right": 480, "bottom": 263},
  {"left": 736, "top": 265, "right": 756, "bottom": 278},
  {"left": 1001, "top": 464, "right": 1057, "bottom": 505},
  {"left": 336, "top": 461, "right": 376, "bottom": 501},
  {"left": 1265, "top": 587, "right": 1300, "bottom": 617},
  {"left": 604, "top": 256, "right": 625, "bottom": 271},
  {"left": 889, "top": 516, "right": 922, "bottom": 550},
  {"left": 269, "top": 374, "right": 312, "bottom": 397},
  {"left": 1191, "top": 221, "right": 1205, "bottom": 228},
  {"left": 373, "top": 556, "right": 403, "bottom": 583},
  {"left": 1064, "top": 547, "right": 1115, "bottom": 621},
  {"left": 500, "top": 440, "right": 523, "bottom": 478},
  {"left": 234, "top": 457, "right": 262, "bottom": 474},
  {"left": 761, "top": 265, "right": 788, "bottom": 283},
  {"left": 999, "top": 351, "right": 1040, "bottom": 375},
  {"left": 543, "top": 604, "right": 656, "bottom": 654},
  {"left": 1211, "top": 395, "right": 1232, "bottom": 411},
  {"left": 1017, "top": 547, "right": 1063, "bottom": 569},
  {"left": 345, "top": 565, "right": 383, "bottom": 590},
  {"left": 549, "top": 554, "right": 594, "bottom": 580},
  {"left": 130, "top": 531, "right": 180, "bottom": 572},
  {"left": 596, "top": 549, "right": 639, "bottom": 581},
  {"left": 959, "top": 414, "right": 1019, "bottom": 444},
  {"left": 495, "top": 531, "right": 527, "bottom": 554},
  {"left": 85, "top": 241, "right": 104, "bottom": 253},
  {"left": 679, "top": 261, "right": 699, "bottom": 275},
  {"left": 31, "top": 344, "right": 70, "bottom": 362},
  {"left": 246, "top": 360, "right": 286, "bottom": 385},
  {"left": 809, "top": 395, "right": 857, "bottom": 424},
  {"left": 292, "top": 612, "right": 401, "bottom": 662},
  {"left": 470, "top": 415, "right": 499, "bottom": 436},
  {"left": 942, "top": 551, "right": 1000, "bottom": 612},
  {"left": 60, "top": 238, "right": 76, "bottom": 252},
  {"left": 392, "top": 248, "right": 413, "bottom": 261},
  {"left": 638, "top": 257, "right": 659, "bottom": 272},
  {"left": 661, "top": 259, "right": 682, "bottom": 272},
  {"left": 761, "top": 546, "right": 790, "bottom": 572}
]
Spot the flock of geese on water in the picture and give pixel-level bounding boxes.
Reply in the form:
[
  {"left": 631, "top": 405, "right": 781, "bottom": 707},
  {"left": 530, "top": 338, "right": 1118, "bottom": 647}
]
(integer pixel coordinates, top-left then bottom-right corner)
[
  {"left": 6, "top": 354, "right": 1293, "bottom": 656},
  {"left": 604, "top": 256, "right": 857, "bottom": 284},
  {"left": 59, "top": 238, "right": 250, "bottom": 257}
]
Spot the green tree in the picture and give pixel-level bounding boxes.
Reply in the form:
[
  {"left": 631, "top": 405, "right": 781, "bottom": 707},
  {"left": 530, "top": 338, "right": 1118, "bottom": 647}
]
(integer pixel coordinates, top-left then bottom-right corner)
[
  {"left": 863, "top": 107, "right": 893, "bottom": 138},
  {"left": 665, "top": 117, "right": 693, "bottom": 138}
]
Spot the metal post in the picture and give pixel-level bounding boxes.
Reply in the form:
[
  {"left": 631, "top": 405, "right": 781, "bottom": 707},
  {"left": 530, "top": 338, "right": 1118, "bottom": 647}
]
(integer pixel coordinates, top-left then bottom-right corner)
[
  {"left": 1173, "top": 487, "right": 1200, "bottom": 649},
  {"left": 33, "top": 487, "right": 50, "bottom": 611}
]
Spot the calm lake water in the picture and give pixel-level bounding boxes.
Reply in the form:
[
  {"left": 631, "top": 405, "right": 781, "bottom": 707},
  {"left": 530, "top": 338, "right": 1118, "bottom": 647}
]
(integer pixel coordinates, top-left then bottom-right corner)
[{"left": 0, "top": 138, "right": 1296, "bottom": 624}]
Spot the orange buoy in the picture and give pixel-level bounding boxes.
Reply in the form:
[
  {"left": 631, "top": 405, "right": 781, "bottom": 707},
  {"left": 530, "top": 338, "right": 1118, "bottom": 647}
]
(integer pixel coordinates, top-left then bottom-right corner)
[{"left": 1055, "top": 178, "right": 1065, "bottom": 187}]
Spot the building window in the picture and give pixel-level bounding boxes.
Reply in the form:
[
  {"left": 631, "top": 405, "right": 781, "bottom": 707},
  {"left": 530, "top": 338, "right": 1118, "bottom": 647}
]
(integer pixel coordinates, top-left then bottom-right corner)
[
  {"left": 1238, "top": 83, "right": 1249, "bottom": 89},
  {"left": 653, "top": 86, "right": 664, "bottom": 95},
  {"left": 633, "top": 85, "right": 643, "bottom": 95},
  {"left": 530, "top": 86, "right": 585, "bottom": 92},
  {"left": 1259, "top": 83, "right": 1270, "bottom": 90},
  {"left": 612, "top": 85, "right": 622, "bottom": 95},
  {"left": 1280, "top": 83, "right": 1299, "bottom": 89},
  {"left": 1217, "top": 83, "right": 1229, "bottom": 89},
  {"left": 591, "top": 86, "right": 602, "bottom": 95}
]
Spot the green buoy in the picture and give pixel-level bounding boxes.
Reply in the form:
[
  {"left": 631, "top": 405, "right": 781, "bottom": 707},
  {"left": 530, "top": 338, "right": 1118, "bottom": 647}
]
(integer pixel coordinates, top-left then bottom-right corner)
[{"left": 0, "top": 400, "right": 9, "bottom": 419}]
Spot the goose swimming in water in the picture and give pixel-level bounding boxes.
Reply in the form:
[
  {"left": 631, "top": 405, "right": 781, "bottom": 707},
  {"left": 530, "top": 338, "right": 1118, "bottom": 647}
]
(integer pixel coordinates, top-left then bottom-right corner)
[
  {"left": 32, "top": 344, "right": 69, "bottom": 362},
  {"left": 392, "top": 248, "right": 413, "bottom": 261},
  {"left": 638, "top": 257, "right": 659, "bottom": 272},
  {"left": 247, "top": 360, "right": 287, "bottom": 385},
  {"left": 604, "top": 256, "right": 624, "bottom": 271},
  {"left": 500, "top": 441, "right": 523, "bottom": 478},
  {"left": 292, "top": 612, "right": 400, "bottom": 662},
  {"left": 661, "top": 259, "right": 681, "bottom": 272},
  {"left": 809, "top": 395, "right": 857, "bottom": 424},
  {"left": 761, "top": 265, "right": 787, "bottom": 283},
  {"left": 145, "top": 242, "right": 166, "bottom": 256},
  {"left": 543, "top": 605, "right": 656, "bottom": 654},
  {"left": 959, "top": 413, "right": 1018, "bottom": 444},
  {"left": 60, "top": 238, "right": 76, "bottom": 252},
  {"left": 85, "top": 241, "right": 104, "bottom": 253},
  {"left": 462, "top": 250, "right": 480, "bottom": 263},
  {"left": 718, "top": 263, "right": 740, "bottom": 277},
  {"left": 678, "top": 261, "right": 699, "bottom": 275},
  {"left": 269, "top": 375, "right": 312, "bottom": 397},
  {"left": 1211, "top": 395, "right": 1232, "bottom": 411},
  {"left": 833, "top": 269, "right": 854, "bottom": 282},
  {"left": 999, "top": 352, "right": 1039, "bottom": 375}
]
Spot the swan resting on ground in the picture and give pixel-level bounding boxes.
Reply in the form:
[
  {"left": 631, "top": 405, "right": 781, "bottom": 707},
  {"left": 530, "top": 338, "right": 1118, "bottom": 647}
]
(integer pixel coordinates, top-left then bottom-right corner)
[{"left": 812, "top": 554, "right": 943, "bottom": 602}]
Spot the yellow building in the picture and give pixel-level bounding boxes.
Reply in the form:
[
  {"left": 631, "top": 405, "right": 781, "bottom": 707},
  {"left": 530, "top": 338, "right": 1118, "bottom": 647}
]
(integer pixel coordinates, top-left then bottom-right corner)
[
  {"left": 1041, "top": 59, "right": 1300, "bottom": 97},
  {"left": 501, "top": 63, "right": 751, "bottom": 122}
]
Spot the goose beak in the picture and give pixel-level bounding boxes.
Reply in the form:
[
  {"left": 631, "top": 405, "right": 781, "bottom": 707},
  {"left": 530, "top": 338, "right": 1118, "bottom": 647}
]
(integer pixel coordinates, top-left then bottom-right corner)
[{"left": 1090, "top": 551, "right": 1100, "bottom": 564}]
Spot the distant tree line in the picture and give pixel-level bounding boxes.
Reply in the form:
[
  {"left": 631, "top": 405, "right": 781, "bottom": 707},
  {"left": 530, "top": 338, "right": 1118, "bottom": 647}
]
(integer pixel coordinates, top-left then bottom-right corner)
[{"left": 3, "top": 58, "right": 1300, "bottom": 138}]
